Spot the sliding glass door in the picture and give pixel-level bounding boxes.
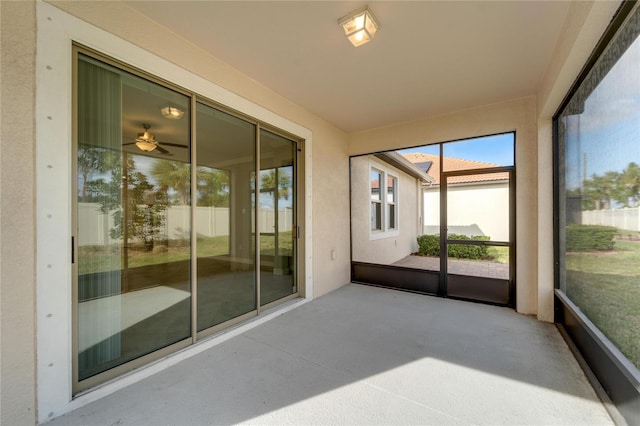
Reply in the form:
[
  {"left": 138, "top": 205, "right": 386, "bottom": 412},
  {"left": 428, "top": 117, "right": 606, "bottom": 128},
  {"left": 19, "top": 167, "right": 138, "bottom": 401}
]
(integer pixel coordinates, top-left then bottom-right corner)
[
  {"left": 196, "top": 104, "right": 257, "bottom": 332},
  {"left": 76, "top": 54, "right": 192, "bottom": 383},
  {"left": 259, "top": 129, "right": 297, "bottom": 306},
  {"left": 74, "top": 48, "right": 301, "bottom": 392}
]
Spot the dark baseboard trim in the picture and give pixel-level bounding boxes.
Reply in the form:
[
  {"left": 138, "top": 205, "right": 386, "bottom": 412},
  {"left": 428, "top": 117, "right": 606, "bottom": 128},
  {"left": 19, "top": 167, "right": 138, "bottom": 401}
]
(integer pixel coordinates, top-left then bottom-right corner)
[
  {"left": 555, "top": 290, "right": 639, "bottom": 426},
  {"left": 351, "top": 261, "right": 439, "bottom": 295}
]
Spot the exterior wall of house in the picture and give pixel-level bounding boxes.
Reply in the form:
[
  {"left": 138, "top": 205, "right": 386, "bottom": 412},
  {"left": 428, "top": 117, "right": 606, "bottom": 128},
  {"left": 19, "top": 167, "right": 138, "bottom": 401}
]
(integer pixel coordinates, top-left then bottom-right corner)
[
  {"left": 28, "top": 1, "right": 351, "bottom": 422},
  {"left": 424, "top": 182, "right": 510, "bottom": 241},
  {"left": 0, "top": 2, "right": 38, "bottom": 425},
  {"left": 351, "top": 155, "right": 422, "bottom": 265}
]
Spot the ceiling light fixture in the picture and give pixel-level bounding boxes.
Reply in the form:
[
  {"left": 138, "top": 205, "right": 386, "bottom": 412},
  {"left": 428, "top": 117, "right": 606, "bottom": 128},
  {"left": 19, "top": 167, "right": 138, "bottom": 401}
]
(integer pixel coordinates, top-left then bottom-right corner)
[
  {"left": 161, "top": 105, "right": 184, "bottom": 120},
  {"left": 135, "top": 124, "right": 158, "bottom": 152},
  {"left": 338, "top": 6, "right": 380, "bottom": 47}
]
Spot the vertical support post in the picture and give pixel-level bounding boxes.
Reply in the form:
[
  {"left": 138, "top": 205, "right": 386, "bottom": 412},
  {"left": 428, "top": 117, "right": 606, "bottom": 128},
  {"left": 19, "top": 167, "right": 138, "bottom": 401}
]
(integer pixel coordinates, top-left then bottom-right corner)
[
  {"left": 439, "top": 144, "right": 447, "bottom": 297},
  {"left": 255, "top": 126, "right": 262, "bottom": 313},
  {"left": 190, "top": 95, "right": 198, "bottom": 342}
]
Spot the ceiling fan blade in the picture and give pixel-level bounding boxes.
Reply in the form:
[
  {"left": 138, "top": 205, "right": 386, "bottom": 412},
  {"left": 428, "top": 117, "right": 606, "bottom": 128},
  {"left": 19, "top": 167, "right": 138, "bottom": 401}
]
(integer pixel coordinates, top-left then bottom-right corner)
[
  {"left": 159, "top": 142, "right": 189, "bottom": 148},
  {"left": 123, "top": 142, "right": 136, "bottom": 146},
  {"left": 155, "top": 145, "right": 173, "bottom": 155}
]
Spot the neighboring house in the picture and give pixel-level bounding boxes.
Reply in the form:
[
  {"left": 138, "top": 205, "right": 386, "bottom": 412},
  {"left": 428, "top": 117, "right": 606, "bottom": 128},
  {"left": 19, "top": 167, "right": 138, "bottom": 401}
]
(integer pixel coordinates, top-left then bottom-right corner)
[
  {"left": 351, "top": 153, "right": 433, "bottom": 265},
  {"left": 402, "top": 153, "right": 511, "bottom": 242}
]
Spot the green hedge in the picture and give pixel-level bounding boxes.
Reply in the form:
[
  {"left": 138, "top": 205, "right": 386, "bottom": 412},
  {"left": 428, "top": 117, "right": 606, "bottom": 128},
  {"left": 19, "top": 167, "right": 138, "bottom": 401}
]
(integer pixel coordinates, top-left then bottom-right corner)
[
  {"left": 417, "top": 234, "right": 490, "bottom": 259},
  {"left": 566, "top": 225, "right": 616, "bottom": 252},
  {"left": 417, "top": 234, "right": 440, "bottom": 256}
]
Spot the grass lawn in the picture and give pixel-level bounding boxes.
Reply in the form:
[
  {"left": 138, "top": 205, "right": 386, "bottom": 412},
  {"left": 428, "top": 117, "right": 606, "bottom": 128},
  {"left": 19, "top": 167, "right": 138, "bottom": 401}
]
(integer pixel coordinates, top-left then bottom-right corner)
[
  {"left": 487, "top": 246, "right": 509, "bottom": 263},
  {"left": 565, "top": 238, "right": 640, "bottom": 370},
  {"left": 79, "top": 232, "right": 293, "bottom": 275}
]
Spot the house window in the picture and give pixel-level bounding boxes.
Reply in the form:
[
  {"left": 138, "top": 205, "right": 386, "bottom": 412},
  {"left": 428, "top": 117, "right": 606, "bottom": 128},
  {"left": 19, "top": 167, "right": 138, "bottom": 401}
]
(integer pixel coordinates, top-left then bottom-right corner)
[
  {"left": 370, "top": 167, "right": 398, "bottom": 234},
  {"left": 387, "top": 175, "right": 397, "bottom": 230},
  {"left": 370, "top": 169, "right": 382, "bottom": 231}
]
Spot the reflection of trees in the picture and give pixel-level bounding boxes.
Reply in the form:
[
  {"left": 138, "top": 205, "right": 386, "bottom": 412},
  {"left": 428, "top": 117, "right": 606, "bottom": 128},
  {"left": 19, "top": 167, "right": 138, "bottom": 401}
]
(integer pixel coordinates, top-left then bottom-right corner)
[
  {"left": 87, "top": 155, "right": 167, "bottom": 249},
  {"left": 77, "top": 146, "right": 118, "bottom": 201},
  {"left": 121, "top": 158, "right": 168, "bottom": 248},
  {"left": 581, "top": 162, "right": 640, "bottom": 209},
  {"left": 583, "top": 171, "right": 619, "bottom": 210},
  {"left": 151, "top": 160, "right": 191, "bottom": 205},
  {"left": 261, "top": 168, "right": 291, "bottom": 200},
  {"left": 149, "top": 162, "right": 231, "bottom": 207},
  {"left": 197, "top": 167, "right": 229, "bottom": 207},
  {"left": 621, "top": 162, "right": 640, "bottom": 207}
]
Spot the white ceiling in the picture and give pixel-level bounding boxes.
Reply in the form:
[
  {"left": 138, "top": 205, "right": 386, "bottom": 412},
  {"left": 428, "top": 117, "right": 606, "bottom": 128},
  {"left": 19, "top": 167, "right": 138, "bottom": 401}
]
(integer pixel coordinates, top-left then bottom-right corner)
[{"left": 124, "top": 1, "right": 572, "bottom": 133}]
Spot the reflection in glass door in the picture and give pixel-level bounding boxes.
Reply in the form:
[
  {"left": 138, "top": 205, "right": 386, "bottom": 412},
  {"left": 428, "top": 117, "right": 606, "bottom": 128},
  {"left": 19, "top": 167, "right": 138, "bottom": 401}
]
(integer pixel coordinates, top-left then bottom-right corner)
[
  {"left": 444, "top": 169, "right": 514, "bottom": 305},
  {"left": 196, "top": 103, "right": 257, "bottom": 332},
  {"left": 75, "top": 54, "right": 192, "bottom": 384},
  {"left": 259, "top": 130, "right": 297, "bottom": 306}
]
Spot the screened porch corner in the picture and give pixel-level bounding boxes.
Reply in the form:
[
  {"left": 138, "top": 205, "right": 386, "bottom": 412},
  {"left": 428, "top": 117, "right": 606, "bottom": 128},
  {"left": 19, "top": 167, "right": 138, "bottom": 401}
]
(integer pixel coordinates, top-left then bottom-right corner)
[{"left": 48, "top": 284, "right": 613, "bottom": 425}]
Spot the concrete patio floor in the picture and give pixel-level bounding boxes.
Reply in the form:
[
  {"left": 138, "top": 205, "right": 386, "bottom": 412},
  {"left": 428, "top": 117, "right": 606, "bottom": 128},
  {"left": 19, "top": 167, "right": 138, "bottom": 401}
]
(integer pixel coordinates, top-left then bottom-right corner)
[
  {"left": 394, "top": 255, "right": 510, "bottom": 280},
  {"left": 49, "top": 284, "right": 613, "bottom": 425}
]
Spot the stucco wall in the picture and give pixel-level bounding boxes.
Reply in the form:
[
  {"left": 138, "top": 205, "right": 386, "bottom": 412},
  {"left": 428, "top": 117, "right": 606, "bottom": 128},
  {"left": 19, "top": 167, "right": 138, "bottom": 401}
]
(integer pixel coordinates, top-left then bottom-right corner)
[
  {"left": 349, "top": 97, "right": 540, "bottom": 316},
  {"left": 0, "top": 2, "right": 38, "bottom": 425},
  {"left": 0, "top": 1, "right": 36, "bottom": 425},
  {"left": 351, "top": 156, "right": 421, "bottom": 265}
]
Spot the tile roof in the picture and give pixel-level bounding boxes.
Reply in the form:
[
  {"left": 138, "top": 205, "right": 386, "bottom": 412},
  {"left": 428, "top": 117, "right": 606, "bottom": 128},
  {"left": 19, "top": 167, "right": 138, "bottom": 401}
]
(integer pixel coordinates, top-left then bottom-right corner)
[{"left": 401, "top": 152, "right": 509, "bottom": 185}]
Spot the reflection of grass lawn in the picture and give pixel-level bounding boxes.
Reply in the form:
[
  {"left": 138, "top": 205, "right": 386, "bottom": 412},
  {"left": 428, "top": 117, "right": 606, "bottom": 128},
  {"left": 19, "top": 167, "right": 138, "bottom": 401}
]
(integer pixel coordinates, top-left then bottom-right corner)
[
  {"left": 566, "top": 239, "right": 640, "bottom": 370},
  {"left": 79, "top": 232, "right": 294, "bottom": 274}
]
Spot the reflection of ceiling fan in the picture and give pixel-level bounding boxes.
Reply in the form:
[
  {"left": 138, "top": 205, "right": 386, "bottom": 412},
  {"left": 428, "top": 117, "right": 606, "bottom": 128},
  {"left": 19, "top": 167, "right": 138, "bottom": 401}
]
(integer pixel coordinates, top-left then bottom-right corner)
[{"left": 123, "top": 124, "right": 188, "bottom": 155}]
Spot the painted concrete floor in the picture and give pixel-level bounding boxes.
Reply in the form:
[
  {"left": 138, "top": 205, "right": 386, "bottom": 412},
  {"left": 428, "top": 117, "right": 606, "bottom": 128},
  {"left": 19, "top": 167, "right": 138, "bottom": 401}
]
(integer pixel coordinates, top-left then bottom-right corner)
[
  {"left": 49, "top": 284, "right": 613, "bottom": 425},
  {"left": 393, "top": 255, "right": 510, "bottom": 280}
]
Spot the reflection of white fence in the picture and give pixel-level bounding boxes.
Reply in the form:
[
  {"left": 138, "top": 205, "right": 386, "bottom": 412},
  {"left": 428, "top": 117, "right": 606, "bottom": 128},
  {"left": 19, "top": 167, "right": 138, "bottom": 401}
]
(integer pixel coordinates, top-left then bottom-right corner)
[
  {"left": 78, "top": 202, "right": 292, "bottom": 246},
  {"left": 582, "top": 207, "right": 640, "bottom": 231},
  {"left": 254, "top": 208, "right": 293, "bottom": 236}
]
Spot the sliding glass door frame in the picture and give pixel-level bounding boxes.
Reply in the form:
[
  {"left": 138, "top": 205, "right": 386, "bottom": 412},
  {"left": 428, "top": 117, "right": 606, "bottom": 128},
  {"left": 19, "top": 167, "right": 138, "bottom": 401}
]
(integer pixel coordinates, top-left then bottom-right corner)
[{"left": 72, "top": 45, "right": 303, "bottom": 393}]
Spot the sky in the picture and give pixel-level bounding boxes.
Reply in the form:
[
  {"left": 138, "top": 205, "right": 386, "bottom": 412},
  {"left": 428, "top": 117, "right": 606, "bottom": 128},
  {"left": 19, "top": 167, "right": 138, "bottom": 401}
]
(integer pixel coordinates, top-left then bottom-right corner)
[
  {"left": 563, "top": 34, "right": 640, "bottom": 189},
  {"left": 398, "top": 133, "right": 515, "bottom": 167}
]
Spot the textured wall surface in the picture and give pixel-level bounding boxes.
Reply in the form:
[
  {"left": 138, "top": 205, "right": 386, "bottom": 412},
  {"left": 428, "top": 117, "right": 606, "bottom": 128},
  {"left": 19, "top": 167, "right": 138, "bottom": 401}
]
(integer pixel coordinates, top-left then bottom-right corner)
[
  {"left": 1, "top": 1, "right": 38, "bottom": 424},
  {"left": 351, "top": 155, "right": 420, "bottom": 265}
]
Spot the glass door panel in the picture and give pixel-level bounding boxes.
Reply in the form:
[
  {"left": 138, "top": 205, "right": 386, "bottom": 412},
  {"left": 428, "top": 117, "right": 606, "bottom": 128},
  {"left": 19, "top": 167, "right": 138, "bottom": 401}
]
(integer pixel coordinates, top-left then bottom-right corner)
[
  {"left": 196, "top": 104, "right": 257, "bottom": 331},
  {"left": 259, "top": 130, "right": 297, "bottom": 306},
  {"left": 445, "top": 170, "right": 513, "bottom": 305},
  {"left": 76, "top": 54, "right": 192, "bottom": 381}
]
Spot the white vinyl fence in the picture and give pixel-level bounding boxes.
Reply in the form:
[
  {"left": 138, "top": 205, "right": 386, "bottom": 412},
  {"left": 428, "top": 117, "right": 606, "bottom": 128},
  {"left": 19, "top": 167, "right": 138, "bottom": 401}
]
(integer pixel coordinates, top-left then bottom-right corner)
[
  {"left": 78, "top": 202, "right": 292, "bottom": 246},
  {"left": 582, "top": 207, "right": 640, "bottom": 231}
]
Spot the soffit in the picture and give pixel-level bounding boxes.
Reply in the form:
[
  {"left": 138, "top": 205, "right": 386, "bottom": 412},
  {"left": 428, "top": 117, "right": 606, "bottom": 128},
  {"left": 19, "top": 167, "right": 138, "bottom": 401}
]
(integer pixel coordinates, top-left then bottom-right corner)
[{"left": 123, "top": 1, "right": 572, "bottom": 133}]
